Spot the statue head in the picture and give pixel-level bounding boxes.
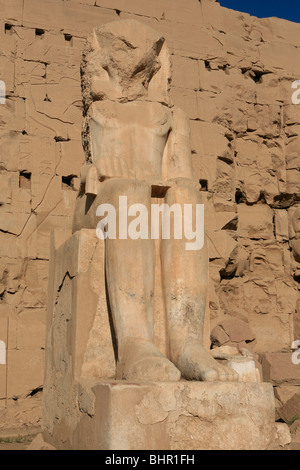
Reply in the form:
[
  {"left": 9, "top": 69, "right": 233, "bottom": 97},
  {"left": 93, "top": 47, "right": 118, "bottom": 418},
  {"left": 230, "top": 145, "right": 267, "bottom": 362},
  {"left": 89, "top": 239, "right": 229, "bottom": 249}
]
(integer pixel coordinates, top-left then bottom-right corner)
[{"left": 81, "top": 19, "right": 172, "bottom": 109}]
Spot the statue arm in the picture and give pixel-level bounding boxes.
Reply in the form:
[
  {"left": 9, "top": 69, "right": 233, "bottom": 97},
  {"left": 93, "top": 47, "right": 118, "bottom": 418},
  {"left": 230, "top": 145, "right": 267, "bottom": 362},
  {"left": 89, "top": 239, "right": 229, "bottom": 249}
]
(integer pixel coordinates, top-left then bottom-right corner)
[
  {"left": 161, "top": 106, "right": 195, "bottom": 183},
  {"left": 80, "top": 106, "right": 130, "bottom": 195}
]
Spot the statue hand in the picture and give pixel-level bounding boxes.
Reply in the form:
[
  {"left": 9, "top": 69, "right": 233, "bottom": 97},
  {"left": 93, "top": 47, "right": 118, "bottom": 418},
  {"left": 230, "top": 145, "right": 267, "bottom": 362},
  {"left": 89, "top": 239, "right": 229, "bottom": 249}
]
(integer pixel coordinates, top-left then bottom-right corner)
[{"left": 80, "top": 158, "right": 131, "bottom": 196}]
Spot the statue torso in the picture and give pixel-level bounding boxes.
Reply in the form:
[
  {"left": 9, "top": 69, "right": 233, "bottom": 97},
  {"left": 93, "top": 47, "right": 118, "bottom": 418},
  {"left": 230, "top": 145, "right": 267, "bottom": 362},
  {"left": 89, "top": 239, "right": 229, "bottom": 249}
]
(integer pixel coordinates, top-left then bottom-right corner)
[{"left": 89, "top": 101, "right": 172, "bottom": 181}]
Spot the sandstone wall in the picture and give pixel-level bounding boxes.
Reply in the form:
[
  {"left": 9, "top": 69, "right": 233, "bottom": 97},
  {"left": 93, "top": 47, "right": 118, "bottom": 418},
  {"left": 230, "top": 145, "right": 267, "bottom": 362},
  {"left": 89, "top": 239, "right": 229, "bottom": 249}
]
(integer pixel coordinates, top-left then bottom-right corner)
[{"left": 0, "top": 0, "right": 299, "bottom": 432}]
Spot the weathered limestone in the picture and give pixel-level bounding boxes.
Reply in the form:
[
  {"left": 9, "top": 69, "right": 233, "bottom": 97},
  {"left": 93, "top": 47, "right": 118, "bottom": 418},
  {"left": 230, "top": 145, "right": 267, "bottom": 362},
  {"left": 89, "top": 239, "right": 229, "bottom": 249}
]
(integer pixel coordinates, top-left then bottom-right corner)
[
  {"left": 0, "top": 0, "right": 299, "bottom": 435},
  {"left": 42, "top": 19, "right": 285, "bottom": 450},
  {"left": 291, "top": 206, "right": 300, "bottom": 263},
  {"left": 42, "top": 231, "right": 279, "bottom": 449},
  {"left": 211, "top": 345, "right": 261, "bottom": 383},
  {"left": 47, "top": 380, "right": 278, "bottom": 451},
  {"left": 278, "top": 393, "right": 300, "bottom": 424},
  {"left": 72, "top": 19, "right": 241, "bottom": 385},
  {"left": 211, "top": 318, "right": 256, "bottom": 345},
  {"left": 290, "top": 420, "right": 300, "bottom": 450},
  {"left": 261, "top": 352, "right": 300, "bottom": 385}
]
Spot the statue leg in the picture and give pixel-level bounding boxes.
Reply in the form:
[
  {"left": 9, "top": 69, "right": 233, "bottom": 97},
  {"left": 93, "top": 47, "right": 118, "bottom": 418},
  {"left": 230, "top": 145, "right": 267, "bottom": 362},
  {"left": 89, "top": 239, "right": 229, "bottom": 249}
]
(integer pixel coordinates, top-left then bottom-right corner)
[
  {"left": 73, "top": 178, "right": 181, "bottom": 382},
  {"left": 161, "top": 180, "right": 238, "bottom": 382}
]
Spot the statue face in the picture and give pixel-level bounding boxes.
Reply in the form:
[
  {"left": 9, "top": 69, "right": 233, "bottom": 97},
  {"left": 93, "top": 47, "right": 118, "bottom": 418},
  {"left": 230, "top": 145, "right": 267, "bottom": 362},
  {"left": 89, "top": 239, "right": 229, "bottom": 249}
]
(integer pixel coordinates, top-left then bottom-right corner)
[
  {"left": 82, "top": 20, "right": 171, "bottom": 103},
  {"left": 103, "top": 36, "right": 164, "bottom": 94}
]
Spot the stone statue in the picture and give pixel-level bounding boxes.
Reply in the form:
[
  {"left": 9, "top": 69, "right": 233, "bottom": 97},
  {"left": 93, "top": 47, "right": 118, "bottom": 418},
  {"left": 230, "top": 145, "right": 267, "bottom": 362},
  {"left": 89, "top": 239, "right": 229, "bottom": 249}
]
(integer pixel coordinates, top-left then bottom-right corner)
[{"left": 73, "top": 19, "right": 238, "bottom": 383}]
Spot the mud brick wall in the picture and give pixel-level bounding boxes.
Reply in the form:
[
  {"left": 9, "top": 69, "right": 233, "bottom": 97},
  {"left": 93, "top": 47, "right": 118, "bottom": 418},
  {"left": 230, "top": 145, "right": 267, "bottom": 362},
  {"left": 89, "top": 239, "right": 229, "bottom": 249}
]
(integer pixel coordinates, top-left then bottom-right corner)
[{"left": 0, "top": 0, "right": 299, "bottom": 430}]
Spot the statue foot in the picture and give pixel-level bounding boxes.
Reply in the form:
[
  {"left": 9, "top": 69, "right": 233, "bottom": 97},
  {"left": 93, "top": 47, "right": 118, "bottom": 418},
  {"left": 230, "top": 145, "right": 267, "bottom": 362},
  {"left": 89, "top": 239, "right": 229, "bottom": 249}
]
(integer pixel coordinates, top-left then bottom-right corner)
[
  {"left": 176, "top": 343, "right": 239, "bottom": 382},
  {"left": 117, "top": 338, "right": 181, "bottom": 382}
]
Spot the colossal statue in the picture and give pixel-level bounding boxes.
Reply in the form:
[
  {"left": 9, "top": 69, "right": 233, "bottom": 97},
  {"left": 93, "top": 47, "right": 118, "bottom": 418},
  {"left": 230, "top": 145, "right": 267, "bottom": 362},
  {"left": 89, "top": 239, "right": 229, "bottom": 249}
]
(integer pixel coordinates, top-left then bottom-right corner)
[
  {"left": 41, "top": 18, "right": 281, "bottom": 451},
  {"left": 72, "top": 19, "right": 238, "bottom": 383}
]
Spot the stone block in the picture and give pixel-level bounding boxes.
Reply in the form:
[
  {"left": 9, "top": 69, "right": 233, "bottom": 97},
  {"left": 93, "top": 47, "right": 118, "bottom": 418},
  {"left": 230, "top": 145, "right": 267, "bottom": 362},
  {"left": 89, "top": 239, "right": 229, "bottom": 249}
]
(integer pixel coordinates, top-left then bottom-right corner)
[
  {"left": 214, "top": 158, "right": 235, "bottom": 200},
  {"left": 170, "top": 87, "right": 198, "bottom": 120},
  {"left": 198, "top": 62, "right": 225, "bottom": 94},
  {"left": 235, "top": 138, "right": 260, "bottom": 167},
  {"left": 225, "top": 358, "right": 260, "bottom": 383},
  {"left": 290, "top": 419, "right": 300, "bottom": 449},
  {"left": 261, "top": 352, "right": 300, "bottom": 385},
  {"left": 211, "top": 325, "right": 230, "bottom": 347},
  {"left": 162, "top": 0, "right": 204, "bottom": 26},
  {"left": 278, "top": 393, "right": 300, "bottom": 424},
  {"left": 23, "top": 0, "right": 116, "bottom": 34},
  {"left": 189, "top": 121, "right": 230, "bottom": 159},
  {"left": 43, "top": 380, "right": 277, "bottom": 450},
  {"left": 207, "top": 231, "right": 237, "bottom": 261},
  {"left": 286, "top": 169, "right": 300, "bottom": 195},
  {"left": 0, "top": 175, "right": 12, "bottom": 205},
  {"left": 95, "top": 0, "right": 165, "bottom": 21},
  {"left": 238, "top": 204, "right": 274, "bottom": 240},
  {"left": 215, "top": 212, "right": 237, "bottom": 231},
  {"left": 0, "top": 364, "right": 6, "bottom": 399},
  {"left": 257, "top": 16, "right": 300, "bottom": 48},
  {"left": 17, "top": 309, "right": 47, "bottom": 350},
  {"left": 27, "top": 433, "right": 56, "bottom": 451},
  {"left": 248, "top": 312, "right": 292, "bottom": 353},
  {"left": 171, "top": 55, "right": 199, "bottom": 90},
  {"left": 295, "top": 301, "right": 300, "bottom": 340},
  {"left": 274, "top": 210, "right": 289, "bottom": 241},
  {"left": 275, "top": 385, "right": 300, "bottom": 406},
  {"left": 192, "top": 154, "right": 217, "bottom": 191},
  {"left": 0, "top": 0, "right": 23, "bottom": 23},
  {"left": 275, "top": 422, "right": 292, "bottom": 448},
  {"left": 202, "top": 1, "right": 249, "bottom": 36},
  {"left": 55, "top": 140, "right": 84, "bottom": 178},
  {"left": 217, "top": 318, "right": 256, "bottom": 344},
  {"left": 0, "top": 304, "right": 17, "bottom": 350},
  {"left": 7, "top": 349, "right": 44, "bottom": 398}
]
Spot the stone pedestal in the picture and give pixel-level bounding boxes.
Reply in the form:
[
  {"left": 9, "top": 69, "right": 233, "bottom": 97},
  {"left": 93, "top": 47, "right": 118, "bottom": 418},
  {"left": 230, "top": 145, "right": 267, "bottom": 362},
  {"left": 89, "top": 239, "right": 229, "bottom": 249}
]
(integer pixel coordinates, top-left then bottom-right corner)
[
  {"left": 42, "top": 230, "right": 281, "bottom": 450},
  {"left": 72, "top": 380, "right": 277, "bottom": 450}
]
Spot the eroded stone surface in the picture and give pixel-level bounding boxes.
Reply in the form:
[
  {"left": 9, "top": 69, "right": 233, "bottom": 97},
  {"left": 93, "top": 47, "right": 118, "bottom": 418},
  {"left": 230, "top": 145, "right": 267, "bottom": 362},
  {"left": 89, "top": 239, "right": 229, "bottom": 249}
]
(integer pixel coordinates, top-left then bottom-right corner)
[
  {"left": 71, "top": 18, "right": 241, "bottom": 385},
  {"left": 0, "top": 0, "right": 299, "bottom": 432},
  {"left": 43, "top": 228, "right": 280, "bottom": 449},
  {"left": 44, "top": 381, "right": 278, "bottom": 450}
]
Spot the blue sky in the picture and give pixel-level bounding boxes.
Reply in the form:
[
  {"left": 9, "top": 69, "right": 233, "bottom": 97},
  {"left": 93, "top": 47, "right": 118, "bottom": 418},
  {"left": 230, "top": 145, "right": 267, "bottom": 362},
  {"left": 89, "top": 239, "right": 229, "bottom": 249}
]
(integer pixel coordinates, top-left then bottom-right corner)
[{"left": 219, "top": 0, "right": 300, "bottom": 23}]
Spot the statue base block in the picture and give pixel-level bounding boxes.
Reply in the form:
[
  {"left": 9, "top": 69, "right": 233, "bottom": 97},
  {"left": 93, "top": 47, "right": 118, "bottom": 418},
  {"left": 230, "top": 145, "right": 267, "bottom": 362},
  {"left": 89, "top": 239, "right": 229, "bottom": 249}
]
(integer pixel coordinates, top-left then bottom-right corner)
[{"left": 43, "top": 379, "right": 277, "bottom": 450}]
